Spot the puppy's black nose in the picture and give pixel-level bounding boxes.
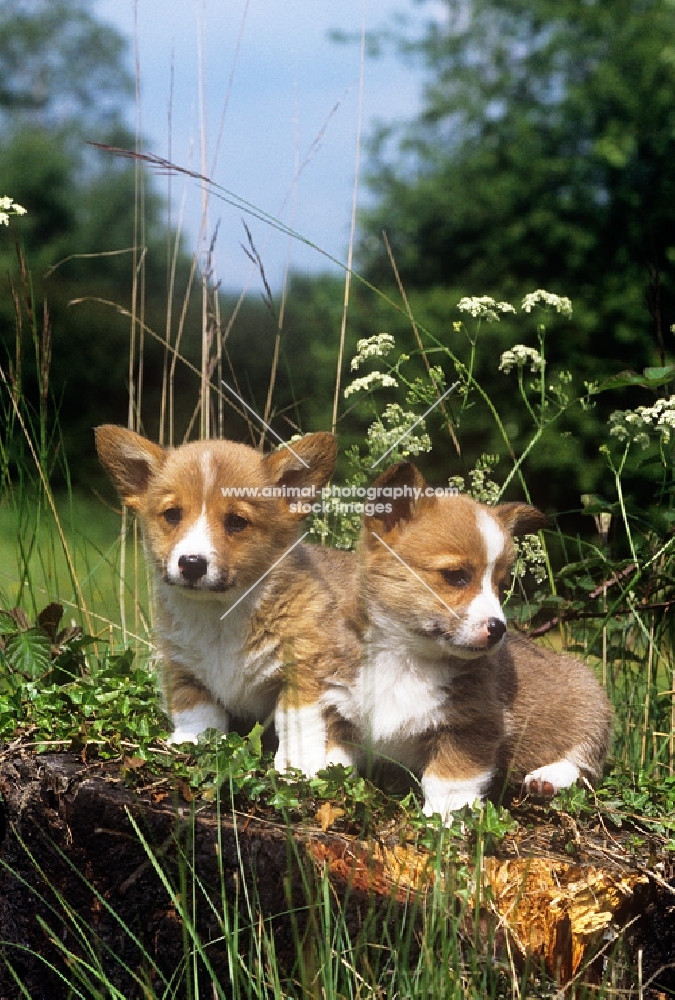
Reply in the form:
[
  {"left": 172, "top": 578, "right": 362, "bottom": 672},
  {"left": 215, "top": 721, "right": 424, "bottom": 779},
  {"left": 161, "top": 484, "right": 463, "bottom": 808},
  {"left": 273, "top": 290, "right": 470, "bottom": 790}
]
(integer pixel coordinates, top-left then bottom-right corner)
[
  {"left": 178, "top": 554, "right": 208, "bottom": 583},
  {"left": 486, "top": 617, "right": 506, "bottom": 648}
]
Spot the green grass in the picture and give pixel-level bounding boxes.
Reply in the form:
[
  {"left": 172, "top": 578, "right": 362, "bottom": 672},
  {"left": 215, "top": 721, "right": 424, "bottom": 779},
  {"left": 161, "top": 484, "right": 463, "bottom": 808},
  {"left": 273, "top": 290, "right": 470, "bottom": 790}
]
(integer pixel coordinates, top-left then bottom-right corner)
[{"left": 0, "top": 490, "right": 152, "bottom": 649}]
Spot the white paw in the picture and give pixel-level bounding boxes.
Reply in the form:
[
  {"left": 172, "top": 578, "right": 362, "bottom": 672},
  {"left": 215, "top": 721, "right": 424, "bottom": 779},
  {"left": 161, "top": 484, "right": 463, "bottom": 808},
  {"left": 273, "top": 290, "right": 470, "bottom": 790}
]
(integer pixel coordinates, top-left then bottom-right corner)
[
  {"left": 167, "top": 729, "right": 200, "bottom": 746},
  {"left": 524, "top": 759, "right": 580, "bottom": 796},
  {"left": 325, "top": 745, "right": 358, "bottom": 770},
  {"left": 421, "top": 771, "right": 492, "bottom": 823},
  {"left": 274, "top": 702, "right": 327, "bottom": 777},
  {"left": 168, "top": 704, "right": 229, "bottom": 745},
  {"left": 274, "top": 743, "right": 328, "bottom": 777}
]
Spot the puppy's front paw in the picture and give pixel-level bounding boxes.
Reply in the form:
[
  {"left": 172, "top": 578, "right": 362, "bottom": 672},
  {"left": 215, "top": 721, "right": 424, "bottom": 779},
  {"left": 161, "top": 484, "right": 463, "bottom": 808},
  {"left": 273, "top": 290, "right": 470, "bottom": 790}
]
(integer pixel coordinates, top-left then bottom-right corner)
[
  {"left": 168, "top": 704, "right": 229, "bottom": 746},
  {"left": 524, "top": 759, "right": 580, "bottom": 797},
  {"left": 274, "top": 744, "right": 327, "bottom": 778},
  {"left": 274, "top": 702, "right": 328, "bottom": 778},
  {"left": 324, "top": 745, "right": 358, "bottom": 770},
  {"left": 167, "top": 729, "right": 198, "bottom": 746},
  {"left": 421, "top": 771, "right": 492, "bottom": 823}
]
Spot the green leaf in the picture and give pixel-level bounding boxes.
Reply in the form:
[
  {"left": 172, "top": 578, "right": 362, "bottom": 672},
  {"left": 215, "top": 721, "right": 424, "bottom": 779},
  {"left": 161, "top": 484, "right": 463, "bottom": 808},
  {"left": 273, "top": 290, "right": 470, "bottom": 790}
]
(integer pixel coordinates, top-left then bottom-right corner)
[
  {"left": 0, "top": 611, "right": 17, "bottom": 634},
  {"left": 37, "top": 602, "right": 64, "bottom": 641},
  {"left": 5, "top": 628, "right": 51, "bottom": 678},
  {"left": 246, "top": 722, "right": 264, "bottom": 757},
  {"left": 599, "top": 366, "right": 675, "bottom": 391},
  {"left": 643, "top": 365, "right": 675, "bottom": 384},
  {"left": 599, "top": 371, "right": 653, "bottom": 390},
  {"left": 100, "top": 648, "right": 135, "bottom": 678}
]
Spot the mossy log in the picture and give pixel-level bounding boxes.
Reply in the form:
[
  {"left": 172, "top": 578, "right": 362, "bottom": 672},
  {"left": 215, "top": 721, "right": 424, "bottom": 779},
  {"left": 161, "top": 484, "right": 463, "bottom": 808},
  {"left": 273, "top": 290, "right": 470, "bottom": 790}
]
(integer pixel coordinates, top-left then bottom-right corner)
[{"left": 0, "top": 753, "right": 672, "bottom": 998}]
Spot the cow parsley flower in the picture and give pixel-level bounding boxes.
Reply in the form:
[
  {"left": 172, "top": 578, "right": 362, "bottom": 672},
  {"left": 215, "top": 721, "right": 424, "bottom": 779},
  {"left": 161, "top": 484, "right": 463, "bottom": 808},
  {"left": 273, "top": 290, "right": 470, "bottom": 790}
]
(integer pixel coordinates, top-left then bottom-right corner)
[
  {"left": 0, "top": 196, "right": 27, "bottom": 226},
  {"left": 367, "top": 404, "right": 432, "bottom": 459},
  {"left": 350, "top": 333, "right": 396, "bottom": 371},
  {"left": 514, "top": 534, "right": 548, "bottom": 584},
  {"left": 521, "top": 290, "right": 573, "bottom": 317},
  {"left": 498, "top": 345, "right": 544, "bottom": 374},
  {"left": 609, "top": 395, "right": 675, "bottom": 449},
  {"left": 344, "top": 371, "right": 399, "bottom": 397},
  {"left": 457, "top": 296, "right": 516, "bottom": 322}
]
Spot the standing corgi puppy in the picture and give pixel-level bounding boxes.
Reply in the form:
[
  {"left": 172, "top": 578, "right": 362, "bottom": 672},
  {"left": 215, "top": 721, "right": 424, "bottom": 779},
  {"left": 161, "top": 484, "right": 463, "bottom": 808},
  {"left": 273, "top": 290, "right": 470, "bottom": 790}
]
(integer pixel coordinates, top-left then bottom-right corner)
[
  {"left": 320, "top": 462, "right": 613, "bottom": 822},
  {"left": 95, "top": 425, "right": 357, "bottom": 775}
]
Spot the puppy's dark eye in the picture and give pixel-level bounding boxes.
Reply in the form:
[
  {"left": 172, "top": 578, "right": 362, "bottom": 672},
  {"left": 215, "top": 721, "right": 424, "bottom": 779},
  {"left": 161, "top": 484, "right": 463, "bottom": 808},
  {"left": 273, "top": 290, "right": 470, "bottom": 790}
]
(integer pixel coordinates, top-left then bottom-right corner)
[
  {"left": 441, "top": 567, "right": 471, "bottom": 588},
  {"left": 162, "top": 507, "right": 182, "bottom": 526},
  {"left": 225, "top": 513, "right": 249, "bottom": 534}
]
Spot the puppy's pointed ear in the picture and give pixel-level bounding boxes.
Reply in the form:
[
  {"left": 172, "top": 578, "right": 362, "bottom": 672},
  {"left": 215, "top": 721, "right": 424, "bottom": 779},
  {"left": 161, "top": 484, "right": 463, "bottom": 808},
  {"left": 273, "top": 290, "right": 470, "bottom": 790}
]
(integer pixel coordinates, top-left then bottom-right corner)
[
  {"left": 263, "top": 432, "right": 337, "bottom": 518},
  {"left": 494, "top": 502, "right": 548, "bottom": 537},
  {"left": 364, "top": 461, "right": 428, "bottom": 534},
  {"left": 95, "top": 425, "right": 166, "bottom": 511}
]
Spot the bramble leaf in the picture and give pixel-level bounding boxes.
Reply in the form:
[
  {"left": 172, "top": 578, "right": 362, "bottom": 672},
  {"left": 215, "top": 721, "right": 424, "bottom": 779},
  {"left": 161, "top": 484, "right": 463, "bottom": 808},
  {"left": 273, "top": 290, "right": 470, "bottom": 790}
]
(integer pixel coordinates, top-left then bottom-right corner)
[{"left": 5, "top": 628, "right": 51, "bottom": 678}]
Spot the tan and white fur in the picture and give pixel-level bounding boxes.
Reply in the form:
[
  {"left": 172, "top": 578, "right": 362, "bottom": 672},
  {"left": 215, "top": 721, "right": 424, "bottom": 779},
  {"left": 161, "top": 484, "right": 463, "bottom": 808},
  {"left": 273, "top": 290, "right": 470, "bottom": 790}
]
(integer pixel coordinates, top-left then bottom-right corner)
[
  {"left": 95, "top": 425, "right": 358, "bottom": 774},
  {"left": 318, "top": 462, "right": 613, "bottom": 822}
]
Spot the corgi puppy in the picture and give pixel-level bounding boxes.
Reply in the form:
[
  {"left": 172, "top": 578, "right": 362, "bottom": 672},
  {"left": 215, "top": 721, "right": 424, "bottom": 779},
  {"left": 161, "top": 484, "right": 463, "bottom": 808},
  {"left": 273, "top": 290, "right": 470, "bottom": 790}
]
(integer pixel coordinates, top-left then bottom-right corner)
[
  {"left": 95, "top": 425, "right": 358, "bottom": 775},
  {"left": 319, "top": 462, "right": 613, "bottom": 822}
]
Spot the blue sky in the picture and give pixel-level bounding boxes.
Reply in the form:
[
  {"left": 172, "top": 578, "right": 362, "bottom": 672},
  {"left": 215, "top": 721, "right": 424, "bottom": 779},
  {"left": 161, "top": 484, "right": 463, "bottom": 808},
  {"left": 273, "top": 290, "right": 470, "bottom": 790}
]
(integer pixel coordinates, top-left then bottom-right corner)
[{"left": 96, "top": 0, "right": 429, "bottom": 291}]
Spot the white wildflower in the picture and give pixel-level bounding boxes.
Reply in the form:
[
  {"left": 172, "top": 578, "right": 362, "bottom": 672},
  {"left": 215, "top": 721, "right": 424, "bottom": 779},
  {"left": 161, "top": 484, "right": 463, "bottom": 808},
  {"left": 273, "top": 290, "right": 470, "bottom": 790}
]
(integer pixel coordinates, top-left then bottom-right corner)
[
  {"left": 367, "top": 404, "right": 432, "bottom": 459},
  {"left": 457, "top": 296, "right": 516, "bottom": 322},
  {"left": 521, "top": 290, "right": 573, "bottom": 317},
  {"left": 350, "top": 333, "right": 396, "bottom": 371},
  {"left": 344, "top": 371, "right": 399, "bottom": 398},
  {"left": 514, "top": 534, "right": 548, "bottom": 584},
  {"left": 609, "top": 395, "right": 675, "bottom": 449},
  {"left": 0, "top": 196, "right": 27, "bottom": 226},
  {"left": 499, "top": 345, "right": 544, "bottom": 374},
  {"left": 468, "top": 459, "right": 501, "bottom": 504}
]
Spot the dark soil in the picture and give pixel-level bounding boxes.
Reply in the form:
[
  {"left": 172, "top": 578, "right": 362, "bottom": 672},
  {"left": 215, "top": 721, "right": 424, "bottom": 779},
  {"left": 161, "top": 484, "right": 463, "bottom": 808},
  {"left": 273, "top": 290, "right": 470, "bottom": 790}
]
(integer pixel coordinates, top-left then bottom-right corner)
[{"left": 0, "top": 752, "right": 329, "bottom": 998}]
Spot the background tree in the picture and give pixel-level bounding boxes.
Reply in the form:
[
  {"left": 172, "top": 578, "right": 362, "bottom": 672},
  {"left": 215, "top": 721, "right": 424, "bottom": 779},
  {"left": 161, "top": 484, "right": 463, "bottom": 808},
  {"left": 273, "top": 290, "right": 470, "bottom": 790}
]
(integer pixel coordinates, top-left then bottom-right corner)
[
  {"left": 348, "top": 0, "right": 675, "bottom": 509},
  {"left": 0, "top": 0, "right": 203, "bottom": 485},
  {"left": 0, "top": 0, "right": 131, "bottom": 132}
]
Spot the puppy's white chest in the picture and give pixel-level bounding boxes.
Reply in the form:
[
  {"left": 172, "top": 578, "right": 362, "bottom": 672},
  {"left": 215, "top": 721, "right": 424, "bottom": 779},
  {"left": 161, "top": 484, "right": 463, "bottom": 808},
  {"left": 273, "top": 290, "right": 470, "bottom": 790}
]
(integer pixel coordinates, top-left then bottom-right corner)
[
  {"left": 347, "top": 647, "right": 450, "bottom": 745},
  {"left": 159, "top": 585, "right": 280, "bottom": 717}
]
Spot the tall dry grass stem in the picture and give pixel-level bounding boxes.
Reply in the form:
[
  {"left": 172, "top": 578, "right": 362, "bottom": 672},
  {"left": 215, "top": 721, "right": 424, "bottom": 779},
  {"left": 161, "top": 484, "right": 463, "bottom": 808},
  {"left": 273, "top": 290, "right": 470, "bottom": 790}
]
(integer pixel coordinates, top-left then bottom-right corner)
[
  {"left": 331, "top": 9, "right": 366, "bottom": 437},
  {"left": 382, "top": 229, "right": 461, "bottom": 457}
]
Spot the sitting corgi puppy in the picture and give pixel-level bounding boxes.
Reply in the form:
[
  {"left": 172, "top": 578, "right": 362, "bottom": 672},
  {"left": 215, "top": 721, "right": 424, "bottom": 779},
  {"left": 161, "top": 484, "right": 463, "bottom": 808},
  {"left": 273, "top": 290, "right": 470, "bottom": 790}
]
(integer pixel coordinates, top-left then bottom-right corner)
[
  {"left": 95, "top": 425, "right": 358, "bottom": 775},
  {"left": 320, "top": 462, "right": 613, "bottom": 821}
]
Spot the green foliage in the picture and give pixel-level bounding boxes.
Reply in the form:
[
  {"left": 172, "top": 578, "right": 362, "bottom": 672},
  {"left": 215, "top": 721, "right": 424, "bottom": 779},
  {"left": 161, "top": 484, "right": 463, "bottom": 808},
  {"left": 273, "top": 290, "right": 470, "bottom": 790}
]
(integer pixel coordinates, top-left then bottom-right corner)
[
  {"left": 552, "top": 765, "right": 675, "bottom": 851},
  {"left": 342, "top": 0, "right": 675, "bottom": 507},
  {"left": 0, "top": 139, "right": 197, "bottom": 486},
  {"left": 0, "top": 2, "right": 204, "bottom": 488},
  {"left": 0, "top": 599, "right": 521, "bottom": 851},
  {"left": 0, "top": 602, "right": 163, "bottom": 751},
  {"left": 4, "top": 626, "right": 51, "bottom": 680},
  {"left": 363, "top": 0, "right": 675, "bottom": 311},
  {"left": 0, "top": 0, "right": 132, "bottom": 132}
]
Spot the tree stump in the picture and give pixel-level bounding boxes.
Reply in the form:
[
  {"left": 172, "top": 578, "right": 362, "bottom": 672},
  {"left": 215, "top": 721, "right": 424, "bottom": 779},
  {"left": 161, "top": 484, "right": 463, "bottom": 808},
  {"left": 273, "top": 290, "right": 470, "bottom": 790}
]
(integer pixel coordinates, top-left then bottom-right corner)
[{"left": 0, "top": 752, "right": 672, "bottom": 998}]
